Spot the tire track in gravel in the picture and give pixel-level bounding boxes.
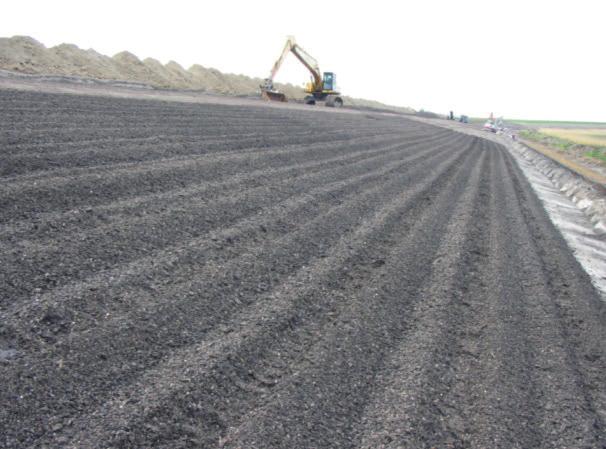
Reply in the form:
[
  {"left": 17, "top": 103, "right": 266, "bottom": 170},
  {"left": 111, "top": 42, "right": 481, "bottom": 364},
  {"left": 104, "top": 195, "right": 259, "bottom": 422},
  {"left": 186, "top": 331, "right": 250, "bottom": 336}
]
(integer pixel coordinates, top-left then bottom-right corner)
[
  {"left": 0, "top": 132, "right": 466, "bottom": 306},
  {"left": 369, "top": 146, "right": 543, "bottom": 449},
  {"left": 1, "top": 134, "right": 467, "bottom": 326},
  {"left": 356, "top": 140, "right": 498, "bottom": 449},
  {"left": 497, "top": 151, "right": 606, "bottom": 446},
  {"left": 1, "top": 139, "right": 479, "bottom": 448},
  {"left": 0, "top": 131, "right": 441, "bottom": 236},
  {"left": 0, "top": 130, "right": 450, "bottom": 220},
  {"left": 43, "top": 134, "right": 484, "bottom": 449},
  {"left": 0, "top": 130, "right": 401, "bottom": 176},
  {"left": 0, "top": 128, "right": 444, "bottom": 193},
  {"left": 356, "top": 144, "right": 606, "bottom": 449},
  {"left": 2, "top": 88, "right": 605, "bottom": 449},
  {"left": 215, "top": 139, "right": 486, "bottom": 449},
  {"left": 1, "top": 128, "right": 409, "bottom": 176},
  {"left": 0, "top": 89, "right": 425, "bottom": 157}
]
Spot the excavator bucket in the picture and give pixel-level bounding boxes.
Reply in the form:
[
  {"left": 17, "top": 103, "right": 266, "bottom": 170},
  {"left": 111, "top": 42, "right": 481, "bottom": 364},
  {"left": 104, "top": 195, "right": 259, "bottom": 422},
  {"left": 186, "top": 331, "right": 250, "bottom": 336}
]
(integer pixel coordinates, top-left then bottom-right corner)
[{"left": 261, "top": 89, "right": 287, "bottom": 102}]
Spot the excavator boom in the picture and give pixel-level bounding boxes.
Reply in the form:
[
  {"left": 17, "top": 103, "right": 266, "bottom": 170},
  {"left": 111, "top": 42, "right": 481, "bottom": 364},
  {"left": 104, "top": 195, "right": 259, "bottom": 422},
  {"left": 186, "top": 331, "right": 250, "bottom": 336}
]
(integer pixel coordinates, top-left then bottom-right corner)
[
  {"left": 268, "top": 37, "right": 296, "bottom": 81},
  {"left": 288, "top": 42, "right": 322, "bottom": 90}
]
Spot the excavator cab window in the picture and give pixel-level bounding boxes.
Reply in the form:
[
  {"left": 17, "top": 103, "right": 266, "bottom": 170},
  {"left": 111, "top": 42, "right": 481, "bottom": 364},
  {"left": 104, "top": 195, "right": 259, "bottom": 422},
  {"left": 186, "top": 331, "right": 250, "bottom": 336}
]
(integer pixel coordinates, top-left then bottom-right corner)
[{"left": 323, "top": 72, "right": 335, "bottom": 91}]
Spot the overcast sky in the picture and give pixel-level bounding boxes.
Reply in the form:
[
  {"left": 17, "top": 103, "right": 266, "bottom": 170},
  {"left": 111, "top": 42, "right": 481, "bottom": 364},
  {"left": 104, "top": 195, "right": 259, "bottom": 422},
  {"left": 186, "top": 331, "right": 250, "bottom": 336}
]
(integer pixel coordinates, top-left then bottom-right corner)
[{"left": 2, "top": 0, "right": 605, "bottom": 121}]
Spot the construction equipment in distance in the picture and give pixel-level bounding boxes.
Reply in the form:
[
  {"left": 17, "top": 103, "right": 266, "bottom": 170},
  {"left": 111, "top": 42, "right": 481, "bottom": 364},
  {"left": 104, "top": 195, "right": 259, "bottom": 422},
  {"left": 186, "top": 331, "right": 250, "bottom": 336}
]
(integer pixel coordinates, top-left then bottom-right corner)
[
  {"left": 260, "top": 36, "right": 343, "bottom": 107},
  {"left": 483, "top": 113, "right": 504, "bottom": 133}
]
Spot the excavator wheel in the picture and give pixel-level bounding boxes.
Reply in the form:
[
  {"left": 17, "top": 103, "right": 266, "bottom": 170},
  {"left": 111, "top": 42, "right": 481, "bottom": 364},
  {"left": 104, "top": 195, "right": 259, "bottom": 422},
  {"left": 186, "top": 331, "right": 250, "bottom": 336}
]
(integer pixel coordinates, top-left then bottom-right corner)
[
  {"left": 304, "top": 95, "right": 316, "bottom": 105},
  {"left": 325, "top": 95, "right": 343, "bottom": 108}
]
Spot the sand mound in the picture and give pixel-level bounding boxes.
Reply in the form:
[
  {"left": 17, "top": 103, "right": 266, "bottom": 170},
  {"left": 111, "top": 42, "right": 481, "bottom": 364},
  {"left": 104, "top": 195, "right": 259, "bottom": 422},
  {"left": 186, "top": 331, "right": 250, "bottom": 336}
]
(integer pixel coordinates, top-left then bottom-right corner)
[
  {"left": 143, "top": 58, "right": 181, "bottom": 88},
  {"left": 165, "top": 61, "right": 196, "bottom": 88},
  {"left": 49, "top": 44, "right": 123, "bottom": 79},
  {"left": 112, "top": 51, "right": 170, "bottom": 87},
  {"left": 0, "top": 36, "right": 64, "bottom": 74},
  {"left": 0, "top": 35, "right": 414, "bottom": 111},
  {"left": 188, "top": 64, "right": 229, "bottom": 93}
]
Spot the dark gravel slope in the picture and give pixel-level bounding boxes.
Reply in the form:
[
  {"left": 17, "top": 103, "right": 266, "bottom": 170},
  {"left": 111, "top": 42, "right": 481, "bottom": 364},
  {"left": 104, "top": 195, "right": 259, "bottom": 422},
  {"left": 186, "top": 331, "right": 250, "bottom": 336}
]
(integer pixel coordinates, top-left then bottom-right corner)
[{"left": 1, "top": 89, "right": 605, "bottom": 449}]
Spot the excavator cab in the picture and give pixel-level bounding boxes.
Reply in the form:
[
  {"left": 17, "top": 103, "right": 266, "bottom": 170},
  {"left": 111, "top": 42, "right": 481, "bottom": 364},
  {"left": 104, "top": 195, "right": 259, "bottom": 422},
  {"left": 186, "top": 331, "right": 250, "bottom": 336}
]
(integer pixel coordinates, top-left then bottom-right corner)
[{"left": 322, "top": 72, "right": 336, "bottom": 92}]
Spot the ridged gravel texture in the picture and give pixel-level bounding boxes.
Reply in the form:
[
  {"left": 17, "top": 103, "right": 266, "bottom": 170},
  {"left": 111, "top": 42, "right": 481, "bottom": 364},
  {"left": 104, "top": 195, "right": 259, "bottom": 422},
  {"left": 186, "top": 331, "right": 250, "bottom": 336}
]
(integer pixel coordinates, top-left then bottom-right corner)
[{"left": 1, "top": 89, "right": 605, "bottom": 448}]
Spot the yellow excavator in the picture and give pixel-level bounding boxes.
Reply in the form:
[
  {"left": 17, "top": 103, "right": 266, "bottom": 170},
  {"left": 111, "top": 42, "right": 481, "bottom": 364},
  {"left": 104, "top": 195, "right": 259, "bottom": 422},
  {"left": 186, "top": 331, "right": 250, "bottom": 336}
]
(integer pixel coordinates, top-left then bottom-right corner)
[{"left": 260, "top": 36, "right": 343, "bottom": 107}]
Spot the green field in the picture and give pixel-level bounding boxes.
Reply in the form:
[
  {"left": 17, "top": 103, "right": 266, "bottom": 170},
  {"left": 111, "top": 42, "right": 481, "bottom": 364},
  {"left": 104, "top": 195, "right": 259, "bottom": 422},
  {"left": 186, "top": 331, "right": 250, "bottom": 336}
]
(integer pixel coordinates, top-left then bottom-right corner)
[
  {"left": 508, "top": 119, "right": 606, "bottom": 128},
  {"left": 519, "top": 127, "right": 606, "bottom": 164},
  {"left": 540, "top": 128, "right": 606, "bottom": 148}
]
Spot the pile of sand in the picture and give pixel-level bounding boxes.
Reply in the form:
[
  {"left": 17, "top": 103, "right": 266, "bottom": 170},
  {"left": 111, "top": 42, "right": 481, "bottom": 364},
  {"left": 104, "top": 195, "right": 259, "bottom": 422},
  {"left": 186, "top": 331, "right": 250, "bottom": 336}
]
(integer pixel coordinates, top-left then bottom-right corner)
[
  {"left": 0, "top": 35, "right": 304, "bottom": 98},
  {"left": 0, "top": 36, "right": 64, "bottom": 74},
  {"left": 0, "top": 35, "right": 413, "bottom": 111},
  {"left": 49, "top": 44, "right": 123, "bottom": 80}
]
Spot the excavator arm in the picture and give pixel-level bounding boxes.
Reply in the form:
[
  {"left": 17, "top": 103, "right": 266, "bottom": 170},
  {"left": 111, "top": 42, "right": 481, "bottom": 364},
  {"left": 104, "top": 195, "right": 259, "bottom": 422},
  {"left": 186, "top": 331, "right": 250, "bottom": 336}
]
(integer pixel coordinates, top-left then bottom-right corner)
[
  {"left": 289, "top": 41, "right": 322, "bottom": 91},
  {"left": 262, "top": 36, "right": 322, "bottom": 94},
  {"left": 267, "top": 37, "right": 295, "bottom": 82}
]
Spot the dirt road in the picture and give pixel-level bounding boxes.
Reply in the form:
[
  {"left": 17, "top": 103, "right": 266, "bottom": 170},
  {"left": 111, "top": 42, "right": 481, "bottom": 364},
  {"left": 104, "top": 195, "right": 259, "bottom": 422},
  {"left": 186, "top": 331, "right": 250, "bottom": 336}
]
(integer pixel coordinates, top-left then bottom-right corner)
[{"left": 1, "top": 89, "right": 605, "bottom": 448}]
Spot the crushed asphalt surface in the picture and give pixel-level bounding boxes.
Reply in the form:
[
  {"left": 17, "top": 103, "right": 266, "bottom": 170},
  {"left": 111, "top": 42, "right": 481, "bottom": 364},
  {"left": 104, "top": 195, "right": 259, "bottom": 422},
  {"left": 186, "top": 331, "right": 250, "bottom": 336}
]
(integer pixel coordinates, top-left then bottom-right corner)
[{"left": 1, "top": 89, "right": 605, "bottom": 449}]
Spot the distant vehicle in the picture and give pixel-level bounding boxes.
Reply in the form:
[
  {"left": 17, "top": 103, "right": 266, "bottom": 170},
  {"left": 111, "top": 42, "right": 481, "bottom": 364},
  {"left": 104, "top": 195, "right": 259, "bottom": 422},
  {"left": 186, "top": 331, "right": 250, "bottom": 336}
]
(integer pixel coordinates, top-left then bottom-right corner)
[
  {"left": 483, "top": 121, "right": 497, "bottom": 133},
  {"left": 459, "top": 115, "right": 469, "bottom": 123}
]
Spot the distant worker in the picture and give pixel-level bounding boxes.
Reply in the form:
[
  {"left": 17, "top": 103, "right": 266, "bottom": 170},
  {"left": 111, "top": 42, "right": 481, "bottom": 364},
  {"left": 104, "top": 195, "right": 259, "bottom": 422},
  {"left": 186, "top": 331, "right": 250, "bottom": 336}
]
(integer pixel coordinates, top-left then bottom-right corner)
[{"left": 449, "top": 111, "right": 454, "bottom": 120}]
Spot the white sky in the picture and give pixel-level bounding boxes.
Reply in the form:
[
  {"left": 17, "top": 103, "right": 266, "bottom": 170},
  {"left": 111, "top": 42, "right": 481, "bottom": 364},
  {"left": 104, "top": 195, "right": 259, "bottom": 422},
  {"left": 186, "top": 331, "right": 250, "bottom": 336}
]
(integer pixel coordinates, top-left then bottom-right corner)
[{"left": 2, "top": 0, "right": 605, "bottom": 121}]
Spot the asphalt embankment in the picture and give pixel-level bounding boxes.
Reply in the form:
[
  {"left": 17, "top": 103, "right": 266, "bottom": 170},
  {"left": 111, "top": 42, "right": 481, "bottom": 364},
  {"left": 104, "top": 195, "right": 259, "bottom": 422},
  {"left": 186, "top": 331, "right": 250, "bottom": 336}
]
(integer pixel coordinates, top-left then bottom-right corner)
[{"left": 1, "top": 89, "right": 605, "bottom": 448}]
